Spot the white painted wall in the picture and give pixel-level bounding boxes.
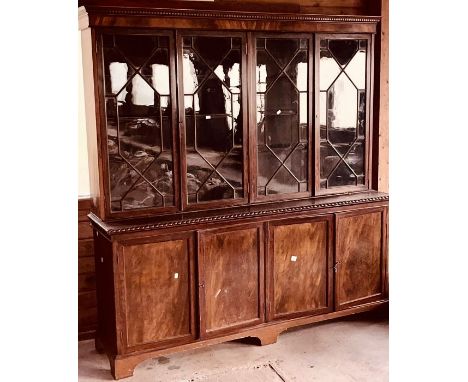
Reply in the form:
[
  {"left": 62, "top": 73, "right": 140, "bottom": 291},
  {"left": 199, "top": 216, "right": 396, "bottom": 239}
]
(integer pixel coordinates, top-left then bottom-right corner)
[{"left": 78, "top": 34, "right": 90, "bottom": 197}]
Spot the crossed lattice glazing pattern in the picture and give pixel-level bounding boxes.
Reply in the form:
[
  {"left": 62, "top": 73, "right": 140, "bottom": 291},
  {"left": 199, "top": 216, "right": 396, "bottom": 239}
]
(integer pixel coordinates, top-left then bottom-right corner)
[
  {"left": 183, "top": 36, "right": 244, "bottom": 204},
  {"left": 319, "top": 39, "right": 367, "bottom": 189},
  {"left": 256, "top": 38, "right": 309, "bottom": 196},
  {"left": 103, "top": 34, "right": 174, "bottom": 212}
]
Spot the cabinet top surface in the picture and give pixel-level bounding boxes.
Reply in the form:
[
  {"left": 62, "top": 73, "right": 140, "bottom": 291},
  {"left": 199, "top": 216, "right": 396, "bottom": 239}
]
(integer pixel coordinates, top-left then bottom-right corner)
[
  {"left": 89, "top": 191, "right": 388, "bottom": 237},
  {"left": 78, "top": 1, "right": 381, "bottom": 24}
]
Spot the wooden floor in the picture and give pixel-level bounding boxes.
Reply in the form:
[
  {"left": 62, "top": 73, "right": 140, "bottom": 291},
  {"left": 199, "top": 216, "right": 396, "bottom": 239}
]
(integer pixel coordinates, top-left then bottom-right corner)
[{"left": 78, "top": 312, "right": 388, "bottom": 382}]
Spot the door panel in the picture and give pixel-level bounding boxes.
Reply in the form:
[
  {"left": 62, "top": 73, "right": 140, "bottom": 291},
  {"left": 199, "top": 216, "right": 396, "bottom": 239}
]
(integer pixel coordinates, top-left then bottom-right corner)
[
  {"left": 335, "top": 207, "right": 387, "bottom": 310},
  {"left": 268, "top": 216, "right": 333, "bottom": 320},
  {"left": 178, "top": 32, "right": 248, "bottom": 210},
  {"left": 100, "top": 31, "right": 179, "bottom": 214},
  {"left": 316, "top": 34, "right": 372, "bottom": 194},
  {"left": 199, "top": 224, "right": 264, "bottom": 337},
  {"left": 253, "top": 34, "right": 312, "bottom": 201},
  {"left": 118, "top": 233, "right": 195, "bottom": 350}
]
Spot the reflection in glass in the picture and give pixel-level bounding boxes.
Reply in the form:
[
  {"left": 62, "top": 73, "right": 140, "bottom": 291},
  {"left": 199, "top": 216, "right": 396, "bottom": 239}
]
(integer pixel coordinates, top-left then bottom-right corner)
[
  {"left": 328, "top": 40, "right": 358, "bottom": 67},
  {"left": 345, "top": 50, "right": 366, "bottom": 89},
  {"left": 182, "top": 36, "right": 244, "bottom": 204},
  {"left": 319, "top": 38, "right": 367, "bottom": 189},
  {"left": 256, "top": 37, "right": 309, "bottom": 196},
  {"left": 103, "top": 33, "right": 174, "bottom": 211}
]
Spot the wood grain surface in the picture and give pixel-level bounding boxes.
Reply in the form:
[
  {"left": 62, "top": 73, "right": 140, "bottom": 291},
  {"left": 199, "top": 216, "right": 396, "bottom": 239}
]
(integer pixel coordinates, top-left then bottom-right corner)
[
  {"left": 79, "top": 198, "right": 97, "bottom": 340},
  {"left": 336, "top": 208, "right": 386, "bottom": 309},
  {"left": 201, "top": 226, "right": 263, "bottom": 336},
  {"left": 271, "top": 219, "right": 331, "bottom": 319},
  {"left": 121, "top": 239, "right": 193, "bottom": 348}
]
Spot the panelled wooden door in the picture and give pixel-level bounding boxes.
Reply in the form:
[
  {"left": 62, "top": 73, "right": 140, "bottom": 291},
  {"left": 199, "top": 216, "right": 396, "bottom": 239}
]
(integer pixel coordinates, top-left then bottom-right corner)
[
  {"left": 198, "top": 224, "right": 264, "bottom": 338},
  {"left": 267, "top": 216, "right": 333, "bottom": 321},
  {"left": 116, "top": 233, "right": 196, "bottom": 352},
  {"left": 335, "top": 207, "right": 388, "bottom": 310}
]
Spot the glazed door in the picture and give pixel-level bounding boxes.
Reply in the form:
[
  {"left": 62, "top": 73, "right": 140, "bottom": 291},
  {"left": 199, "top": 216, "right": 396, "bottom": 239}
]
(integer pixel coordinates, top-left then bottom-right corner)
[
  {"left": 335, "top": 207, "right": 388, "bottom": 310},
  {"left": 116, "top": 233, "right": 196, "bottom": 352},
  {"left": 267, "top": 216, "right": 333, "bottom": 321},
  {"left": 178, "top": 32, "right": 248, "bottom": 210},
  {"left": 315, "top": 34, "right": 372, "bottom": 195},
  {"left": 252, "top": 33, "right": 312, "bottom": 202},
  {"left": 198, "top": 224, "right": 264, "bottom": 338},
  {"left": 99, "top": 31, "right": 179, "bottom": 217}
]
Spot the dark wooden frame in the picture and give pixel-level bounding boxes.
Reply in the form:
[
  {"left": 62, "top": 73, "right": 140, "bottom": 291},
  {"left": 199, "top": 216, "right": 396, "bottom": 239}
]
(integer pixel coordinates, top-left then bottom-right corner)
[
  {"left": 249, "top": 32, "right": 314, "bottom": 203},
  {"left": 197, "top": 222, "right": 265, "bottom": 339},
  {"left": 176, "top": 30, "right": 250, "bottom": 212},
  {"left": 114, "top": 231, "right": 197, "bottom": 354},
  {"left": 94, "top": 28, "right": 181, "bottom": 220},
  {"left": 265, "top": 214, "right": 334, "bottom": 321},
  {"left": 334, "top": 205, "right": 388, "bottom": 310},
  {"left": 314, "top": 33, "right": 374, "bottom": 196}
]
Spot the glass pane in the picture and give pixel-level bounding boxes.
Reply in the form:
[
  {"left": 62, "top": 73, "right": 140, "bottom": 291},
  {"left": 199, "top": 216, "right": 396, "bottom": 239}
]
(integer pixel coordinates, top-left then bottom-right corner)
[
  {"left": 286, "top": 50, "right": 308, "bottom": 91},
  {"left": 217, "top": 149, "right": 243, "bottom": 189},
  {"left": 284, "top": 144, "right": 308, "bottom": 182},
  {"left": 320, "top": 142, "right": 340, "bottom": 181},
  {"left": 266, "top": 39, "right": 298, "bottom": 67},
  {"left": 268, "top": 166, "right": 299, "bottom": 195},
  {"left": 193, "top": 36, "right": 232, "bottom": 67},
  {"left": 319, "top": 50, "right": 340, "bottom": 91},
  {"left": 122, "top": 183, "right": 163, "bottom": 210},
  {"left": 327, "top": 73, "right": 357, "bottom": 156},
  {"left": 183, "top": 35, "right": 244, "bottom": 204},
  {"left": 103, "top": 33, "right": 174, "bottom": 212},
  {"left": 345, "top": 141, "right": 365, "bottom": 177},
  {"left": 103, "top": 45, "right": 135, "bottom": 100},
  {"left": 256, "top": 50, "right": 281, "bottom": 93},
  {"left": 264, "top": 76, "right": 299, "bottom": 146},
  {"left": 182, "top": 51, "right": 210, "bottom": 96},
  {"left": 328, "top": 74, "right": 357, "bottom": 136},
  {"left": 328, "top": 39, "right": 358, "bottom": 67},
  {"left": 345, "top": 49, "right": 366, "bottom": 89},
  {"left": 319, "top": 92, "right": 327, "bottom": 136},
  {"left": 258, "top": 146, "right": 280, "bottom": 184},
  {"left": 115, "top": 35, "right": 158, "bottom": 68},
  {"left": 319, "top": 38, "right": 367, "bottom": 191},
  {"left": 328, "top": 162, "right": 356, "bottom": 187},
  {"left": 109, "top": 159, "right": 140, "bottom": 207},
  {"left": 358, "top": 90, "right": 366, "bottom": 137},
  {"left": 256, "top": 37, "right": 309, "bottom": 196},
  {"left": 198, "top": 173, "right": 234, "bottom": 202}
]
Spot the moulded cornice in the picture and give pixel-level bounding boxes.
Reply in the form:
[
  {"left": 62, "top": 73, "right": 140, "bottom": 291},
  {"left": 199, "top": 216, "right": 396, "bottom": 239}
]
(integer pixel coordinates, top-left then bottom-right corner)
[{"left": 84, "top": 6, "right": 380, "bottom": 24}]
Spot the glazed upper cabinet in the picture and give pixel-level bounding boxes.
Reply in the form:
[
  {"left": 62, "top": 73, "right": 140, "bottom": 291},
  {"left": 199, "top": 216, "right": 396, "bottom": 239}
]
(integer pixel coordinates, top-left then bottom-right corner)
[{"left": 95, "top": 30, "right": 374, "bottom": 220}]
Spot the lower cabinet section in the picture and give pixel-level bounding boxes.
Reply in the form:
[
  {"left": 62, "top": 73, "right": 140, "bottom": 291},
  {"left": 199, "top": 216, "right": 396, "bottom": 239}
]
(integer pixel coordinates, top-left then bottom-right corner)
[
  {"left": 92, "top": 204, "right": 388, "bottom": 380},
  {"left": 116, "top": 233, "right": 196, "bottom": 352},
  {"left": 267, "top": 216, "right": 333, "bottom": 320},
  {"left": 199, "top": 224, "right": 264, "bottom": 337},
  {"left": 335, "top": 207, "right": 388, "bottom": 310}
]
